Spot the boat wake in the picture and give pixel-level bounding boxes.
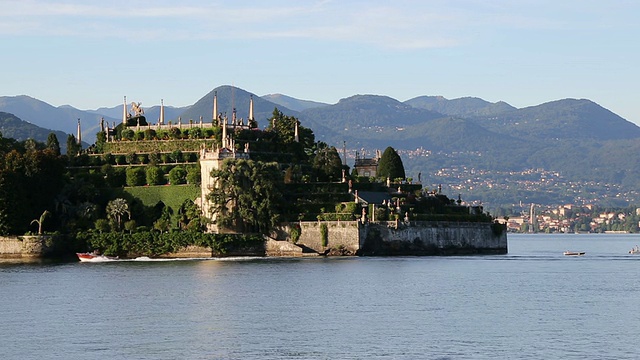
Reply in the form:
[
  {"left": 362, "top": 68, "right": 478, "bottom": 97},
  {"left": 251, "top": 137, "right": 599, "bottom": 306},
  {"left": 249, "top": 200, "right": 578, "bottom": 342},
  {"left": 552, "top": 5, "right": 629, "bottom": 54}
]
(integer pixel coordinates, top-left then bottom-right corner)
[{"left": 79, "top": 256, "right": 265, "bottom": 263}]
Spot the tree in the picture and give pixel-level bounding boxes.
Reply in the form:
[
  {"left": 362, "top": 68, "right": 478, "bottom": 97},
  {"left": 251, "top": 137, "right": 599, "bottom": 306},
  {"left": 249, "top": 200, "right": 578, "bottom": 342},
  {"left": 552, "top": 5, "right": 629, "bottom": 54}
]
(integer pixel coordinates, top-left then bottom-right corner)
[
  {"left": 265, "top": 108, "right": 315, "bottom": 163},
  {"left": 46, "top": 133, "right": 61, "bottom": 156},
  {"left": 125, "top": 152, "right": 137, "bottom": 165},
  {"left": 177, "top": 199, "right": 201, "bottom": 231},
  {"left": 186, "top": 165, "right": 201, "bottom": 185},
  {"left": 0, "top": 142, "right": 65, "bottom": 235},
  {"left": 312, "top": 144, "right": 343, "bottom": 182},
  {"left": 145, "top": 166, "right": 164, "bottom": 185},
  {"left": 30, "top": 210, "right": 50, "bottom": 235},
  {"left": 124, "top": 219, "right": 137, "bottom": 234},
  {"left": 153, "top": 206, "right": 172, "bottom": 233},
  {"left": 66, "top": 134, "right": 81, "bottom": 157},
  {"left": 207, "top": 158, "right": 283, "bottom": 234},
  {"left": 126, "top": 167, "right": 145, "bottom": 186},
  {"left": 377, "top": 146, "right": 405, "bottom": 181},
  {"left": 95, "top": 131, "right": 106, "bottom": 153},
  {"left": 106, "top": 198, "right": 130, "bottom": 230},
  {"left": 171, "top": 150, "right": 183, "bottom": 163},
  {"left": 148, "top": 151, "right": 160, "bottom": 166},
  {"left": 94, "top": 218, "right": 110, "bottom": 233},
  {"left": 169, "top": 166, "right": 187, "bottom": 185}
]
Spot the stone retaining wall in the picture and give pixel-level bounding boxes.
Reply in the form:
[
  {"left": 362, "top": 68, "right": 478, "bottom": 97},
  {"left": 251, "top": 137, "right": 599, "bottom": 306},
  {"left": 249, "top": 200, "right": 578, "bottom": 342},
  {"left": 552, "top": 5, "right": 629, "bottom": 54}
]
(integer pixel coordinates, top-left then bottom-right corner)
[
  {"left": 0, "top": 236, "right": 55, "bottom": 259},
  {"left": 360, "top": 221, "right": 507, "bottom": 255},
  {"left": 297, "top": 221, "right": 360, "bottom": 254},
  {"left": 266, "top": 221, "right": 506, "bottom": 256}
]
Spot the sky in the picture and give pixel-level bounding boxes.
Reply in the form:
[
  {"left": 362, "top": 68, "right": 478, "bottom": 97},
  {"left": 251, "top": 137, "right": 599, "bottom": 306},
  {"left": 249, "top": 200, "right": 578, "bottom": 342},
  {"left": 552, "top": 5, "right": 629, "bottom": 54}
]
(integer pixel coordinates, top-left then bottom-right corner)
[{"left": 2, "top": 0, "right": 639, "bottom": 124}]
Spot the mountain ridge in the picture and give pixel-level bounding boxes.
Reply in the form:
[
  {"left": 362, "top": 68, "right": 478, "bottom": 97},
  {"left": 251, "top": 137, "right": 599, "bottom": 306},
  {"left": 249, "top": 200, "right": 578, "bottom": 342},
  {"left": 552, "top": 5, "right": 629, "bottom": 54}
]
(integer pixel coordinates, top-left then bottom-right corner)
[
  {"left": 261, "top": 93, "right": 328, "bottom": 112},
  {"left": 2, "top": 86, "right": 639, "bottom": 207}
]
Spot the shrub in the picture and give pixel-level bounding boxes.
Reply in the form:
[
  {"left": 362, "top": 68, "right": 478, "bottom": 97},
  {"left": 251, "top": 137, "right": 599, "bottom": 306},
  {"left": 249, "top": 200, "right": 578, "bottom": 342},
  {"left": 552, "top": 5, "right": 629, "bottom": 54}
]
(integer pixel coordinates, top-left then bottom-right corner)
[
  {"left": 102, "top": 153, "right": 113, "bottom": 165},
  {"left": 134, "top": 131, "right": 144, "bottom": 141},
  {"left": 121, "top": 129, "right": 134, "bottom": 141},
  {"left": 188, "top": 127, "right": 203, "bottom": 139},
  {"left": 186, "top": 165, "right": 201, "bottom": 185},
  {"left": 107, "top": 167, "right": 127, "bottom": 187},
  {"left": 126, "top": 167, "right": 146, "bottom": 186},
  {"left": 89, "top": 155, "right": 103, "bottom": 166},
  {"left": 375, "top": 207, "right": 388, "bottom": 221},
  {"left": 137, "top": 154, "right": 148, "bottom": 164},
  {"left": 144, "top": 129, "right": 157, "bottom": 140},
  {"left": 148, "top": 151, "right": 160, "bottom": 165},
  {"left": 320, "top": 223, "right": 328, "bottom": 247},
  {"left": 115, "top": 154, "right": 126, "bottom": 165},
  {"left": 124, "top": 220, "right": 137, "bottom": 234},
  {"left": 344, "top": 202, "right": 358, "bottom": 214},
  {"left": 290, "top": 224, "right": 301, "bottom": 244},
  {"left": 171, "top": 150, "right": 183, "bottom": 163},
  {"left": 169, "top": 127, "right": 181, "bottom": 139},
  {"left": 156, "top": 129, "right": 169, "bottom": 140},
  {"left": 186, "top": 152, "right": 198, "bottom": 162},
  {"left": 95, "top": 218, "right": 111, "bottom": 233},
  {"left": 168, "top": 166, "right": 187, "bottom": 185},
  {"left": 125, "top": 152, "right": 137, "bottom": 165},
  {"left": 145, "top": 166, "right": 165, "bottom": 185}
]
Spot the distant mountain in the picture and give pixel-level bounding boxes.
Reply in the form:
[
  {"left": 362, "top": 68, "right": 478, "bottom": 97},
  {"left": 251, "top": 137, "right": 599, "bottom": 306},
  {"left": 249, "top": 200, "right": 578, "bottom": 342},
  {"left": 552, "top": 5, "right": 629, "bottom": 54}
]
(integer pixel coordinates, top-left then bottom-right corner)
[
  {"left": 301, "top": 94, "right": 444, "bottom": 128},
  {"left": 5, "top": 87, "right": 640, "bottom": 206},
  {"left": 178, "top": 85, "right": 303, "bottom": 129},
  {"left": 471, "top": 98, "right": 640, "bottom": 141},
  {"left": 0, "top": 112, "right": 75, "bottom": 152},
  {"left": 405, "top": 95, "right": 516, "bottom": 117},
  {"left": 261, "top": 93, "right": 328, "bottom": 112},
  {"left": 0, "top": 95, "right": 117, "bottom": 143}
]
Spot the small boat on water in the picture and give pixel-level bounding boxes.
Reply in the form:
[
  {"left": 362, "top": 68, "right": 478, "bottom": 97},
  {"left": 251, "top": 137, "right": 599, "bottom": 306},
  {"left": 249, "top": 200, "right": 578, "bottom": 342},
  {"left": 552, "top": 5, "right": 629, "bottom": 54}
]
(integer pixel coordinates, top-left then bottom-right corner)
[
  {"left": 76, "top": 252, "right": 118, "bottom": 262},
  {"left": 629, "top": 245, "right": 640, "bottom": 254},
  {"left": 564, "top": 251, "right": 585, "bottom": 256}
]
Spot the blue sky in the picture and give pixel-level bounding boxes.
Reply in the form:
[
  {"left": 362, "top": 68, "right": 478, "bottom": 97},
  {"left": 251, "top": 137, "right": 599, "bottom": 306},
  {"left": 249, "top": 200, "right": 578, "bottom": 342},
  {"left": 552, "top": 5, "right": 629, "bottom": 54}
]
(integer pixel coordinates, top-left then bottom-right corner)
[{"left": 2, "top": 0, "right": 639, "bottom": 124}]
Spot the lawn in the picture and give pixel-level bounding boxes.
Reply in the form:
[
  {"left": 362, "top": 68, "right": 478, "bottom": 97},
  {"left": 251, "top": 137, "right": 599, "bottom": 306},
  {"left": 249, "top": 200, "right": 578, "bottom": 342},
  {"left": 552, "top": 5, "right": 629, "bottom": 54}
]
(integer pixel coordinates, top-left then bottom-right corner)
[{"left": 123, "top": 184, "right": 200, "bottom": 212}]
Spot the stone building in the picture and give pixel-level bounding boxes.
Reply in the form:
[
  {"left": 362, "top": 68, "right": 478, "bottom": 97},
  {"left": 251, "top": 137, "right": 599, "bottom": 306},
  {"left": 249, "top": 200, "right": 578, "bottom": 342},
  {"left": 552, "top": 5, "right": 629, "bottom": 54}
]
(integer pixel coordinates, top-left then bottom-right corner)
[
  {"left": 354, "top": 150, "right": 380, "bottom": 177},
  {"left": 199, "top": 98, "right": 252, "bottom": 233}
]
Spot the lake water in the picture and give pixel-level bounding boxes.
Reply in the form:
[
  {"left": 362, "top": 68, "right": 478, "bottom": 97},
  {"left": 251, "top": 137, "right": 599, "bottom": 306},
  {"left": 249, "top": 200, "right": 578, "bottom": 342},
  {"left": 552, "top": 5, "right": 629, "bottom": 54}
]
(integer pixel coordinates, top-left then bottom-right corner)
[{"left": 3, "top": 233, "right": 640, "bottom": 359}]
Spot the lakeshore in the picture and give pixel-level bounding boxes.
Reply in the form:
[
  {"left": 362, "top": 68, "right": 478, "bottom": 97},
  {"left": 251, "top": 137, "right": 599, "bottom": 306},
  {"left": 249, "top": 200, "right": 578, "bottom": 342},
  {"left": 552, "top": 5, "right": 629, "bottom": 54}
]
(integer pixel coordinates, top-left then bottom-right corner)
[{"left": 0, "top": 219, "right": 507, "bottom": 261}]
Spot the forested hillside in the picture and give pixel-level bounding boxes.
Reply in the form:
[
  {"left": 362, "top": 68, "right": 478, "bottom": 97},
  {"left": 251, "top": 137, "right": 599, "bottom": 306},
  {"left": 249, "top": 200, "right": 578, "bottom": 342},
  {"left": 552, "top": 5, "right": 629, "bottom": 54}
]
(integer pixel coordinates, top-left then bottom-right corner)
[{"left": 0, "top": 112, "right": 73, "bottom": 152}]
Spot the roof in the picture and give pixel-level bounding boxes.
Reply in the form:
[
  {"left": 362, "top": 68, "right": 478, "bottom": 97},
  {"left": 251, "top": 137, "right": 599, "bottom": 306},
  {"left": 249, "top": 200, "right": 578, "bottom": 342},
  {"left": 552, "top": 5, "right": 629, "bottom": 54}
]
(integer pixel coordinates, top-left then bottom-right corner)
[
  {"left": 355, "top": 191, "right": 392, "bottom": 205},
  {"left": 355, "top": 158, "right": 378, "bottom": 167}
]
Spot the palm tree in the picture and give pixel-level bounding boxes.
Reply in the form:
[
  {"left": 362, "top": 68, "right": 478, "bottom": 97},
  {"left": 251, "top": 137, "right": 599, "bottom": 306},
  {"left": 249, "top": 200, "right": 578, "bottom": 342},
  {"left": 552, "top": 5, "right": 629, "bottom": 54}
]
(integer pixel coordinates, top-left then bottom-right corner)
[
  {"left": 30, "top": 210, "right": 50, "bottom": 235},
  {"left": 106, "top": 198, "right": 130, "bottom": 230}
]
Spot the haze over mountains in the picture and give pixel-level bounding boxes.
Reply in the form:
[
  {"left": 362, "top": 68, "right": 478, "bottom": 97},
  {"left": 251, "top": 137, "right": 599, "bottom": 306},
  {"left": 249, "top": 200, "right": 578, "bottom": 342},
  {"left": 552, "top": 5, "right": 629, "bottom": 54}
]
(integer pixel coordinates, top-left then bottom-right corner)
[{"left": 1, "top": 85, "right": 639, "bottom": 208}]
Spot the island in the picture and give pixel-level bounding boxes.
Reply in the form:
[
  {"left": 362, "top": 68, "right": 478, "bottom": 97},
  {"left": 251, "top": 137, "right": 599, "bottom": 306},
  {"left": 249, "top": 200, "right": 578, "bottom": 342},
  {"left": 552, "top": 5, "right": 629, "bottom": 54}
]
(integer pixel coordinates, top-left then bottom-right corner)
[{"left": 0, "top": 93, "right": 506, "bottom": 261}]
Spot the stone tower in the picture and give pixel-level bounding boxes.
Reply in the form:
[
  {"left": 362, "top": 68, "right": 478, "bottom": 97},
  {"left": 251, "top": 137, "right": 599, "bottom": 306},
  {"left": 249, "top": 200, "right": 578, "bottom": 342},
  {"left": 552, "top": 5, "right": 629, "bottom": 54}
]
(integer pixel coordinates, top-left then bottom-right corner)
[{"left": 199, "top": 115, "right": 250, "bottom": 233}]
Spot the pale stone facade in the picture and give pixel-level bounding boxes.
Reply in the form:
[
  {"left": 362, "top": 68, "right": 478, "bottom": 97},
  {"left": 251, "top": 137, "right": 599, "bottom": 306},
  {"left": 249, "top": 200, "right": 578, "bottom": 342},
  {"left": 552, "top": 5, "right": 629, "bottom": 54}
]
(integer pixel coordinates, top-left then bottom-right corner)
[{"left": 199, "top": 118, "right": 250, "bottom": 233}]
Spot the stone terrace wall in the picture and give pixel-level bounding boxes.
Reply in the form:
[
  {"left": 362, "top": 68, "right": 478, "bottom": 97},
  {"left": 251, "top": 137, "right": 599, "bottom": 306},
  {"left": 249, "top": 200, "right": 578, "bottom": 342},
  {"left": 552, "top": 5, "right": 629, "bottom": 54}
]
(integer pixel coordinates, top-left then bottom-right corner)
[
  {"left": 297, "top": 221, "right": 360, "bottom": 254},
  {"left": 271, "top": 221, "right": 506, "bottom": 256},
  {"left": 360, "top": 221, "right": 507, "bottom": 255},
  {"left": 0, "top": 237, "right": 23, "bottom": 256},
  {"left": 0, "top": 236, "right": 54, "bottom": 259}
]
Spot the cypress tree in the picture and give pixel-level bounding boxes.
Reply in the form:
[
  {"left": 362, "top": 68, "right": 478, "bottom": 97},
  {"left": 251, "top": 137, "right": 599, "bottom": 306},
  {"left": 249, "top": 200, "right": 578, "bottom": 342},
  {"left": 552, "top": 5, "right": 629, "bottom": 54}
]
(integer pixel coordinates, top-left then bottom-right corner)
[
  {"left": 46, "top": 133, "right": 61, "bottom": 156},
  {"left": 377, "top": 146, "right": 405, "bottom": 180}
]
